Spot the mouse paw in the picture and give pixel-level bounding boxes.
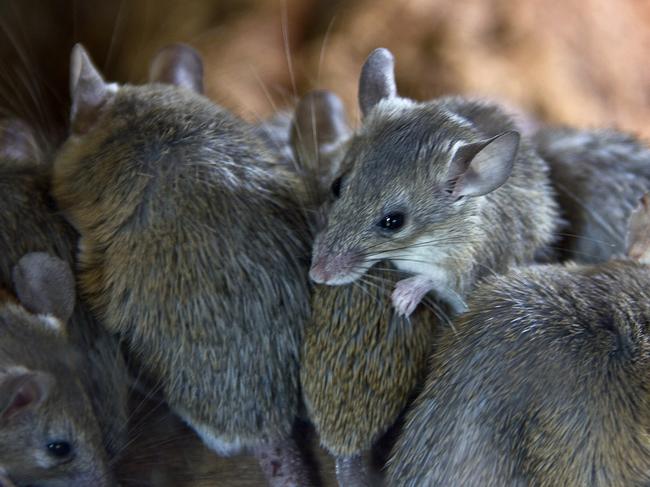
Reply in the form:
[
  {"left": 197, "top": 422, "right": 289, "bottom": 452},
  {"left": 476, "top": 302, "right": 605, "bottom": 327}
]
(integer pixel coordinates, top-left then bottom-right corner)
[{"left": 392, "top": 276, "right": 433, "bottom": 317}]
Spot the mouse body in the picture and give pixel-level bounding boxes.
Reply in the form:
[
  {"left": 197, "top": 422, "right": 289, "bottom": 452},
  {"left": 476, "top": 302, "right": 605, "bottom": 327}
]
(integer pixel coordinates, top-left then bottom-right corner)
[
  {"left": 290, "top": 90, "right": 443, "bottom": 487},
  {"left": 0, "top": 253, "right": 115, "bottom": 487},
  {"left": 534, "top": 126, "right": 650, "bottom": 263},
  {"left": 309, "top": 48, "right": 559, "bottom": 318},
  {"left": 387, "top": 195, "right": 650, "bottom": 486},
  {"left": 52, "top": 44, "right": 312, "bottom": 486},
  {"left": 0, "top": 119, "right": 128, "bottom": 484}
]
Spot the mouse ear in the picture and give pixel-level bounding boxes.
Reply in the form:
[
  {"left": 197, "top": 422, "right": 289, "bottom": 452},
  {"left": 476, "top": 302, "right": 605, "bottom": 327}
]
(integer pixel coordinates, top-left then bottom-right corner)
[
  {"left": 291, "top": 90, "right": 350, "bottom": 189},
  {"left": 626, "top": 193, "right": 650, "bottom": 263},
  {"left": 149, "top": 43, "right": 204, "bottom": 94},
  {"left": 359, "top": 48, "right": 397, "bottom": 118},
  {"left": 446, "top": 130, "right": 519, "bottom": 199},
  {"left": 70, "top": 44, "right": 115, "bottom": 135},
  {"left": 0, "top": 118, "right": 39, "bottom": 162},
  {"left": 12, "top": 253, "right": 76, "bottom": 326},
  {"left": 0, "top": 368, "right": 53, "bottom": 422}
]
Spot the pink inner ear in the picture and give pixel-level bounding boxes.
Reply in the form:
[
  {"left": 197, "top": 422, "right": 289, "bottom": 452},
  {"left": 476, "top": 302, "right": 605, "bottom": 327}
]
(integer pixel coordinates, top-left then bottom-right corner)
[{"left": 1, "top": 377, "right": 44, "bottom": 420}]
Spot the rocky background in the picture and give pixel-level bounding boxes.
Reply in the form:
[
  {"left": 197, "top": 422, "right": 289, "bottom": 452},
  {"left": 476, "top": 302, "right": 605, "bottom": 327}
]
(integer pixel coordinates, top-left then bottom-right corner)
[{"left": 1, "top": 0, "right": 650, "bottom": 143}]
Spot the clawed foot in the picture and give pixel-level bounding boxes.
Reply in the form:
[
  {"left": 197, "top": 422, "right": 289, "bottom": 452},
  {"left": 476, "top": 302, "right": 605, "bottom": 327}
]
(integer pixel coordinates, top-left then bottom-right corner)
[{"left": 391, "top": 276, "right": 434, "bottom": 317}]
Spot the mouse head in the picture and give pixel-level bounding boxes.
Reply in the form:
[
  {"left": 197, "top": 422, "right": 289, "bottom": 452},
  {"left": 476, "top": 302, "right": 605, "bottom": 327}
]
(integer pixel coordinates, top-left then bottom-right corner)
[
  {"left": 0, "top": 253, "right": 113, "bottom": 487},
  {"left": 309, "top": 48, "right": 520, "bottom": 285},
  {"left": 53, "top": 43, "right": 208, "bottom": 235}
]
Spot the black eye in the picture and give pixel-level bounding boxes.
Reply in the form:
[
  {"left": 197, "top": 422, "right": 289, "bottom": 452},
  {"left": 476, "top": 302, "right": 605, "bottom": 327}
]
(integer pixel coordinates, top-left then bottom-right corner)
[
  {"left": 331, "top": 176, "right": 343, "bottom": 198},
  {"left": 378, "top": 212, "right": 405, "bottom": 231},
  {"left": 47, "top": 441, "right": 72, "bottom": 458}
]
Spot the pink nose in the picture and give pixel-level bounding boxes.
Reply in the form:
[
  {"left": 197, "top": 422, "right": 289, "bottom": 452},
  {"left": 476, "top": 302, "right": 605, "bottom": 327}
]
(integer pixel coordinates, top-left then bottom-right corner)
[
  {"left": 309, "top": 257, "right": 332, "bottom": 284},
  {"left": 309, "top": 253, "right": 355, "bottom": 284}
]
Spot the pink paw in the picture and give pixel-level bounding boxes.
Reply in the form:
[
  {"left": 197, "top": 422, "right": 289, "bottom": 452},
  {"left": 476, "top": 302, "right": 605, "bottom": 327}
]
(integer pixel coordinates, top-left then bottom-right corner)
[{"left": 392, "top": 277, "right": 431, "bottom": 317}]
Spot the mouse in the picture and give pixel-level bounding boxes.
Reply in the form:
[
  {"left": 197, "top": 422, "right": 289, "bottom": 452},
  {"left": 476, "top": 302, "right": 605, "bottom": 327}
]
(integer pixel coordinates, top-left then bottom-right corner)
[
  {"left": 387, "top": 194, "right": 650, "bottom": 486},
  {"left": 0, "top": 118, "right": 129, "bottom": 475},
  {"left": 289, "top": 90, "right": 445, "bottom": 487},
  {"left": 51, "top": 43, "right": 312, "bottom": 486},
  {"left": 533, "top": 125, "right": 650, "bottom": 263},
  {"left": 0, "top": 252, "right": 115, "bottom": 487},
  {"left": 308, "top": 47, "right": 560, "bottom": 318}
]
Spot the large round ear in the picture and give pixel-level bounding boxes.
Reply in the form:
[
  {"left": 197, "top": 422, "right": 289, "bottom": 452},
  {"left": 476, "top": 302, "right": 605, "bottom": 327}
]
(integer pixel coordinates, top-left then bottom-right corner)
[
  {"left": 12, "top": 253, "right": 76, "bottom": 325},
  {"left": 446, "top": 131, "right": 520, "bottom": 199},
  {"left": 358, "top": 47, "right": 397, "bottom": 118},
  {"left": 70, "top": 44, "right": 115, "bottom": 135},
  {"left": 626, "top": 193, "right": 650, "bottom": 263},
  {"left": 0, "top": 368, "right": 53, "bottom": 422},
  {"left": 149, "top": 43, "right": 204, "bottom": 94},
  {"left": 0, "top": 118, "right": 39, "bottom": 162},
  {"left": 290, "top": 90, "right": 350, "bottom": 188}
]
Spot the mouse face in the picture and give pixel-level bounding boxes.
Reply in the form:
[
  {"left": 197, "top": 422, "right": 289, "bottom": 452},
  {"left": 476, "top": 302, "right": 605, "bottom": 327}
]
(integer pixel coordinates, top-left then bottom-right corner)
[
  {"left": 310, "top": 98, "right": 516, "bottom": 285},
  {"left": 309, "top": 49, "right": 519, "bottom": 287},
  {"left": 0, "top": 254, "right": 114, "bottom": 487}
]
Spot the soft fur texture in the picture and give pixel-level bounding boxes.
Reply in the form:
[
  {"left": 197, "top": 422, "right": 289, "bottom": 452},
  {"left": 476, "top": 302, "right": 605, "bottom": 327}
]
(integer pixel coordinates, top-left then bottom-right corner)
[
  {"left": 388, "top": 260, "right": 650, "bottom": 486},
  {"left": 535, "top": 126, "right": 650, "bottom": 263},
  {"left": 0, "top": 120, "right": 128, "bottom": 481},
  {"left": 52, "top": 81, "right": 310, "bottom": 448}
]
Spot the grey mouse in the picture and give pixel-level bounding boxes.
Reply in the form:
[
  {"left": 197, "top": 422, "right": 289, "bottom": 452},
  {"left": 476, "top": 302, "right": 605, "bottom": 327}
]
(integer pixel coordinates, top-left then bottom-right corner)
[
  {"left": 309, "top": 47, "right": 559, "bottom": 318},
  {"left": 51, "top": 44, "right": 312, "bottom": 486},
  {"left": 387, "top": 195, "right": 650, "bottom": 486},
  {"left": 533, "top": 125, "right": 650, "bottom": 263},
  {"left": 0, "top": 118, "right": 129, "bottom": 481},
  {"left": 0, "top": 252, "right": 114, "bottom": 487},
  {"left": 289, "top": 90, "right": 443, "bottom": 487}
]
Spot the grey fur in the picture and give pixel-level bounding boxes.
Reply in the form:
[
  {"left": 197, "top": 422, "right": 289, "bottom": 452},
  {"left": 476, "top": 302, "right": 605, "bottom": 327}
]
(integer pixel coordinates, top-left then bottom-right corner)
[
  {"left": 534, "top": 126, "right": 650, "bottom": 263},
  {"left": 52, "top": 46, "right": 311, "bottom": 466},
  {"left": 311, "top": 86, "right": 559, "bottom": 311},
  {"left": 388, "top": 258, "right": 650, "bottom": 486},
  {"left": 0, "top": 119, "right": 129, "bottom": 478}
]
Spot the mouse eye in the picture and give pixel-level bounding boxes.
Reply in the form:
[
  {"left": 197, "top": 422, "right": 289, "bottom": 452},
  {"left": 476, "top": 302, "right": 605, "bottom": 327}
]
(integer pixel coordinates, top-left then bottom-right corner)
[
  {"left": 377, "top": 212, "right": 405, "bottom": 232},
  {"left": 331, "top": 176, "right": 343, "bottom": 198},
  {"left": 47, "top": 441, "right": 72, "bottom": 458}
]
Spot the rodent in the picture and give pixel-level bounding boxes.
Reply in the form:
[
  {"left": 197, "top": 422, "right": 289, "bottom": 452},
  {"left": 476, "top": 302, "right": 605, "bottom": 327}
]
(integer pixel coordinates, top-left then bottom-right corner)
[
  {"left": 533, "top": 126, "right": 650, "bottom": 263},
  {"left": 387, "top": 194, "right": 650, "bottom": 486},
  {"left": 308, "top": 47, "right": 560, "bottom": 318},
  {"left": 0, "top": 118, "right": 128, "bottom": 484},
  {"left": 290, "top": 90, "right": 443, "bottom": 487},
  {"left": 0, "top": 252, "right": 114, "bottom": 487},
  {"left": 51, "top": 43, "right": 312, "bottom": 486}
]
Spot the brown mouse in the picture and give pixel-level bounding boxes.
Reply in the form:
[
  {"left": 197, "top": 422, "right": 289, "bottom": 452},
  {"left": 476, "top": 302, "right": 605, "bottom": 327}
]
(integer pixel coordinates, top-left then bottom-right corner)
[
  {"left": 51, "top": 43, "right": 312, "bottom": 486},
  {"left": 0, "top": 252, "right": 114, "bottom": 487},
  {"left": 388, "top": 194, "right": 650, "bottom": 486}
]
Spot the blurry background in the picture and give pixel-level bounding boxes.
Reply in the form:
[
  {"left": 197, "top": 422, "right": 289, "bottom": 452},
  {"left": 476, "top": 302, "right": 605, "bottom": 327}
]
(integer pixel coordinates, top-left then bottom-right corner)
[{"left": 1, "top": 0, "right": 650, "bottom": 145}]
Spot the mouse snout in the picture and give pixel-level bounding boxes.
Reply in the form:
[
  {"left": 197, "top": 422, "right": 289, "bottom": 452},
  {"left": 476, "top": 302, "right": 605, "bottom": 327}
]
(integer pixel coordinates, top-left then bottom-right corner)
[{"left": 309, "top": 252, "right": 359, "bottom": 285}]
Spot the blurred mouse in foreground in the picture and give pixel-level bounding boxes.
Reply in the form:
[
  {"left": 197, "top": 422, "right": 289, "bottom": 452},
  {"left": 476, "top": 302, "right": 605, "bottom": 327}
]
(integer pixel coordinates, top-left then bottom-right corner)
[{"left": 389, "top": 193, "right": 650, "bottom": 486}]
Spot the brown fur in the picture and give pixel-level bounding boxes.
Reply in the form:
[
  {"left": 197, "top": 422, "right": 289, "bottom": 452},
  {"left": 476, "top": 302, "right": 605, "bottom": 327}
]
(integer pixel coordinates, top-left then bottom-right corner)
[{"left": 52, "top": 53, "right": 311, "bottom": 464}]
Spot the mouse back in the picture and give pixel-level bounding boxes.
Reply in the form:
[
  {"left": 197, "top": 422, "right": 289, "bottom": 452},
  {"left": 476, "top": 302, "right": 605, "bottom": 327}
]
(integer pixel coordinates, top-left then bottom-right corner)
[
  {"left": 535, "top": 126, "right": 650, "bottom": 263},
  {"left": 388, "top": 194, "right": 650, "bottom": 486}
]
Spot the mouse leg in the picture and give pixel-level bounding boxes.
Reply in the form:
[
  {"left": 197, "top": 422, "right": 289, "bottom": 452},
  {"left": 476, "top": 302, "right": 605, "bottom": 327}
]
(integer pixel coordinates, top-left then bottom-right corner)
[
  {"left": 335, "top": 455, "right": 373, "bottom": 487},
  {"left": 253, "top": 438, "right": 315, "bottom": 487},
  {"left": 392, "top": 276, "right": 467, "bottom": 317}
]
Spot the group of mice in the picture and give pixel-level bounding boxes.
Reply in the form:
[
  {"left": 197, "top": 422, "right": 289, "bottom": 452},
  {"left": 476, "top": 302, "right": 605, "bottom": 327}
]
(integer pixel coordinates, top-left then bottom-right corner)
[{"left": 1, "top": 40, "right": 649, "bottom": 487}]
